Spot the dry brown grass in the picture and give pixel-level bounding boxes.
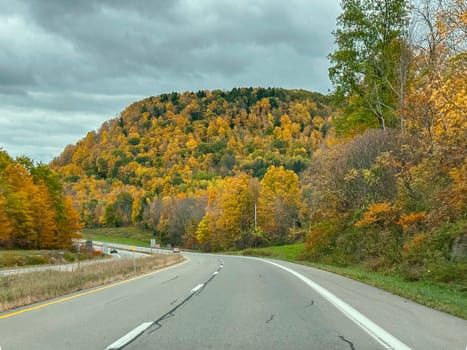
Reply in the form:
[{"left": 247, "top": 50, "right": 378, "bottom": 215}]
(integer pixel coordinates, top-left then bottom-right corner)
[{"left": 0, "top": 253, "right": 183, "bottom": 312}]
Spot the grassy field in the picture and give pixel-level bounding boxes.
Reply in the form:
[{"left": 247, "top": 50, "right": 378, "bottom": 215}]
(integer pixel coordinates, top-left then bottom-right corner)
[
  {"left": 0, "top": 253, "right": 183, "bottom": 313},
  {"left": 81, "top": 227, "right": 156, "bottom": 247},
  {"left": 0, "top": 249, "right": 104, "bottom": 269},
  {"left": 240, "top": 243, "right": 467, "bottom": 320}
]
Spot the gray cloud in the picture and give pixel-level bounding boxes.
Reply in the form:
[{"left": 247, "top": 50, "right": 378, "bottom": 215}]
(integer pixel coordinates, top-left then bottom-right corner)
[{"left": 0, "top": 0, "right": 340, "bottom": 163}]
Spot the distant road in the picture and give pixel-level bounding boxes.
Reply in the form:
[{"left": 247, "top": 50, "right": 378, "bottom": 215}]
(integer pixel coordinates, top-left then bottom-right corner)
[
  {"left": 92, "top": 241, "right": 172, "bottom": 256},
  {"left": 0, "top": 243, "right": 150, "bottom": 276},
  {"left": 1, "top": 252, "right": 466, "bottom": 349}
]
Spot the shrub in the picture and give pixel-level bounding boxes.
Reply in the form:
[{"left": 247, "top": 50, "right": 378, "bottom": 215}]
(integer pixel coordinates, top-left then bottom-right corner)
[
  {"left": 26, "top": 255, "right": 49, "bottom": 265},
  {"left": 242, "top": 248, "right": 272, "bottom": 257}
]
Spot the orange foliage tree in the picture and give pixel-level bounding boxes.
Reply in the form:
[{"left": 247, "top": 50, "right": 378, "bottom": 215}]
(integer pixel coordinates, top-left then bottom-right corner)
[{"left": 0, "top": 150, "right": 83, "bottom": 249}]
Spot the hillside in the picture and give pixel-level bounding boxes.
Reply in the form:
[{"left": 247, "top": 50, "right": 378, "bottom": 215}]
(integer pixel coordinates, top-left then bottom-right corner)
[
  {"left": 50, "top": 70, "right": 466, "bottom": 287},
  {"left": 52, "top": 88, "right": 332, "bottom": 185},
  {"left": 51, "top": 88, "right": 335, "bottom": 248}
]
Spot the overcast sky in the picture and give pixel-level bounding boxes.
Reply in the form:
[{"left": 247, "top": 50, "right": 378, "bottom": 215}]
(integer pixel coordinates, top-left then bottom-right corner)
[{"left": 0, "top": 0, "right": 341, "bottom": 163}]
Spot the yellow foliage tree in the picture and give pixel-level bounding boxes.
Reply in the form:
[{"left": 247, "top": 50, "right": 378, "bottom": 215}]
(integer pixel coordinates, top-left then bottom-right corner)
[
  {"left": 57, "top": 196, "right": 83, "bottom": 248},
  {"left": 258, "top": 166, "right": 303, "bottom": 243},
  {"left": 0, "top": 191, "right": 13, "bottom": 243},
  {"left": 217, "top": 174, "right": 259, "bottom": 248},
  {"left": 2, "top": 163, "right": 36, "bottom": 247},
  {"left": 29, "top": 181, "right": 58, "bottom": 249},
  {"left": 355, "top": 202, "right": 398, "bottom": 229}
]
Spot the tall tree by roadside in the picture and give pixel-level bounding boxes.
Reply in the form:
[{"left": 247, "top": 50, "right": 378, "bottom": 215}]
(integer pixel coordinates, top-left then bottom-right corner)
[
  {"left": 0, "top": 190, "right": 13, "bottom": 243},
  {"left": 258, "top": 166, "right": 303, "bottom": 244},
  {"left": 196, "top": 174, "right": 260, "bottom": 251},
  {"left": 329, "top": 0, "right": 410, "bottom": 133}
]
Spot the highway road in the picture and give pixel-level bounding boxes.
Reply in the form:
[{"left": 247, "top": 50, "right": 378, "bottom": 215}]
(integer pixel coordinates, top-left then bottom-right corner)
[{"left": 1, "top": 252, "right": 466, "bottom": 349}]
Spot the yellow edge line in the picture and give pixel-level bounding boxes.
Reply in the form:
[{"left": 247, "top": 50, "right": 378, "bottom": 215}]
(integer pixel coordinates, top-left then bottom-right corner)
[{"left": 0, "top": 257, "right": 188, "bottom": 320}]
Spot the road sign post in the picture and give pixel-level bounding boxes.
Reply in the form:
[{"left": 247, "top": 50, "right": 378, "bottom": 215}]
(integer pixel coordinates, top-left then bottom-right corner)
[{"left": 132, "top": 246, "right": 136, "bottom": 274}]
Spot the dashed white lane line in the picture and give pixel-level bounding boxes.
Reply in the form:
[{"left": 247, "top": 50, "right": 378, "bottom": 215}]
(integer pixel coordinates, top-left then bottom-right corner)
[
  {"left": 260, "top": 259, "right": 412, "bottom": 350},
  {"left": 190, "top": 283, "right": 204, "bottom": 294},
  {"left": 106, "top": 322, "right": 153, "bottom": 350},
  {"left": 106, "top": 261, "right": 219, "bottom": 350}
]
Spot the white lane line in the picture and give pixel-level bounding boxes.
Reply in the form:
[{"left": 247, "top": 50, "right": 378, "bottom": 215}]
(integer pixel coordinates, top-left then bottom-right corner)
[
  {"left": 212, "top": 271, "right": 219, "bottom": 276},
  {"left": 259, "top": 259, "right": 412, "bottom": 350},
  {"left": 190, "top": 283, "right": 204, "bottom": 294},
  {"left": 106, "top": 322, "right": 152, "bottom": 350}
]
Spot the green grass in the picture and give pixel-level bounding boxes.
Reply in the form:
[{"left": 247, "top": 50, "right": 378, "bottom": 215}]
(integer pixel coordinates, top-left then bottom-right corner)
[
  {"left": 302, "top": 262, "right": 467, "bottom": 320},
  {"left": 238, "top": 243, "right": 467, "bottom": 320},
  {"left": 83, "top": 233, "right": 150, "bottom": 247},
  {"left": 1, "top": 250, "right": 49, "bottom": 257},
  {"left": 240, "top": 243, "right": 304, "bottom": 260},
  {"left": 0, "top": 250, "right": 102, "bottom": 269},
  {"left": 81, "top": 227, "right": 155, "bottom": 247}
]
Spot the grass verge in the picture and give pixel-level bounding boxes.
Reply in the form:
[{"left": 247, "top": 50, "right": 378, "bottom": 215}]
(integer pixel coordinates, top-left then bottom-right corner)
[
  {"left": 81, "top": 227, "right": 154, "bottom": 247},
  {"left": 240, "top": 243, "right": 467, "bottom": 320},
  {"left": 0, "top": 249, "right": 105, "bottom": 269},
  {"left": 83, "top": 233, "right": 150, "bottom": 247},
  {"left": 0, "top": 253, "right": 183, "bottom": 313}
]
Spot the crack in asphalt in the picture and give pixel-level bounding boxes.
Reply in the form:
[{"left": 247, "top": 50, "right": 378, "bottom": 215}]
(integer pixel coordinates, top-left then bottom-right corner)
[
  {"left": 338, "top": 335, "right": 356, "bottom": 350},
  {"left": 144, "top": 261, "right": 223, "bottom": 337},
  {"left": 265, "top": 314, "right": 275, "bottom": 324},
  {"left": 161, "top": 275, "right": 179, "bottom": 284},
  {"left": 110, "top": 259, "right": 224, "bottom": 349}
]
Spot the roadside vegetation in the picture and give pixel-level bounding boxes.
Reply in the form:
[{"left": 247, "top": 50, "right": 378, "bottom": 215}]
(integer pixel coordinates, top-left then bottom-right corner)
[
  {"left": 0, "top": 152, "right": 82, "bottom": 250},
  {"left": 0, "top": 253, "right": 182, "bottom": 313},
  {"left": 0, "top": 249, "right": 106, "bottom": 269},
  {"left": 81, "top": 227, "right": 156, "bottom": 247},
  {"left": 241, "top": 243, "right": 467, "bottom": 320}
]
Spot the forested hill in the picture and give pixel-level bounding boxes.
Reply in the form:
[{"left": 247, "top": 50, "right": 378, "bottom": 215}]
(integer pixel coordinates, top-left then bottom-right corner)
[
  {"left": 52, "top": 88, "right": 332, "bottom": 184},
  {"left": 50, "top": 88, "right": 335, "bottom": 248}
]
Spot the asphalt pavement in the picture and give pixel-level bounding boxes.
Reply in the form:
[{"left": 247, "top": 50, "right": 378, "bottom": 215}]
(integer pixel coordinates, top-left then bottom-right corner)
[{"left": 0, "top": 252, "right": 466, "bottom": 350}]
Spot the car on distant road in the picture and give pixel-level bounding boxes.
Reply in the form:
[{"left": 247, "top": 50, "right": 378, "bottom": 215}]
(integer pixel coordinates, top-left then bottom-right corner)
[
  {"left": 172, "top": 247, "right": 180, "bottom": 253},
  {"left": 110, "top": 248, "right": 118, "bottom": 254}
]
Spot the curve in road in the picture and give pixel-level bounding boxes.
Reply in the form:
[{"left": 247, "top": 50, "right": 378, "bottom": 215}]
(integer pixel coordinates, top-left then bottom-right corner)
[{"left": 1, "top": 253, "right": 466, "bottom": 350}]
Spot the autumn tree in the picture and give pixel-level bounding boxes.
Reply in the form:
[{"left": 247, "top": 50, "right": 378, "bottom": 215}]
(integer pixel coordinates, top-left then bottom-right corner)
[
  {"left": 0, "top": 190, "right": 13, "bottom": 245},
  {"left": 0, "top": 152, "right": 83, "bottom": 249},
  {"left": 196, "top": 186, "right": 224, "bottom": 251},
  {"left": 158, "top": 194, "right": 206, "bottom": 246},
  {"left": 258, "top": 166, "right": 303, "bottom": 244},
  {"left": 2, "top": 162, "right": 37, "bottom": 248},
  {"left": 29, "top": 181, "right": 58, "bottom": 249},
  {"left": 195, "top": 174, "right": 259, "bottom": 250},
  {"left": 56, "top": 196, "right": 83, "bottom": 249},
  {"left": 403, "top": 0, "right": 467, "bottom": 224},
  {"left": 217, "top": 173, "right": 260, "bottom": 248}
]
